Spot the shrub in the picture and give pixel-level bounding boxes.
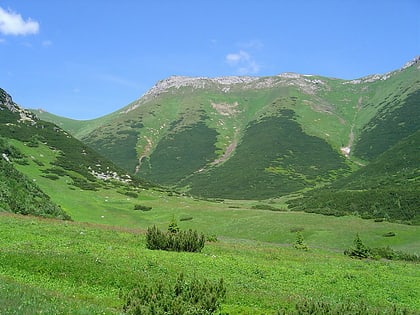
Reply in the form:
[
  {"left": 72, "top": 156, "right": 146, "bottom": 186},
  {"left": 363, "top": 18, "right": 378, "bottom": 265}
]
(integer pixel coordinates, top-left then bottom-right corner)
[
  {"left": 125, "top": 191, "right": 139, "bottom": 198},
  {"left": 206, "top": 234, "right": 218, "bottom": 242},
  {"left": 145, "top": 225, "right": 205, "bottom": 253},
  {"left": 42, "top": 174, "right": 60, "bottom": 180},
  {"left": 123, "top": 273, "right": 226, "bottom": 315},
  {"left": 383, "top": 231, "right": 396, "bottom": 237},
  {"left": 179, "top": 216, "right": 193, "bottom": 221},
  {"left": 344, "top": 235, "right": 419, "bottom": 262},
  {"left": 277, "top": 298, "right": 415, "bottom": 314},
  {"left": 344, "top": 234, "right": 372, "bottom": 259},
  {"left": 133, "top": 204, "right": 152, "bottom": 211},
  {"left": 293, "top": 232, "right": 309, "bottom": 251},
  {"left": 168, "top": 217, "right": 180, "bottom": 234},
  {"left": 252, "top": 204, "right": 283, "bottom": 211}
]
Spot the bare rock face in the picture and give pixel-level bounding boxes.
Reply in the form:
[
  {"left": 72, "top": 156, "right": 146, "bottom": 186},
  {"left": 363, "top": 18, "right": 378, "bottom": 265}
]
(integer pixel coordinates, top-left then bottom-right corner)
[
  {"left": 0, "top": 88, "right": 19, "bottom": 112},
  {"left": 0, "top": 88, "right": 37, "bottom": 123}
]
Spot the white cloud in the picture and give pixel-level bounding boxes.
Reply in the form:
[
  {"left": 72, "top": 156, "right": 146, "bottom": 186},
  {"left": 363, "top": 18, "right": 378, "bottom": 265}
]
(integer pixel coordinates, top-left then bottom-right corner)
[
  {"left": 0, "top": 7, "right": 39, "bottom": 35},
  {"left": 225, "top": 50, "right": 260, "bottom": 75},
  {"left": 42, "top": 40, "right": 52, "bottom": 47}
]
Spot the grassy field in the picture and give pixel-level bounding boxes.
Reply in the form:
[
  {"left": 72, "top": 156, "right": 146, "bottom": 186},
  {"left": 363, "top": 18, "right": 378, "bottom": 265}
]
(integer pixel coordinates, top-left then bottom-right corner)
[
  {"left": 1, "top": 212, "right": 419, "bottom": 314},
  {"left": 3, "top": 122, "right": 419, "bottom": 314}
]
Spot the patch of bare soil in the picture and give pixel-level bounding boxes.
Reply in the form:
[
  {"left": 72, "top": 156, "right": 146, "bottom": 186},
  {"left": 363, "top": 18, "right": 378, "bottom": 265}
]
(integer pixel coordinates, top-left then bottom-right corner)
[{"left": 211, "top": 101, "right": 240, "bottom": 116}]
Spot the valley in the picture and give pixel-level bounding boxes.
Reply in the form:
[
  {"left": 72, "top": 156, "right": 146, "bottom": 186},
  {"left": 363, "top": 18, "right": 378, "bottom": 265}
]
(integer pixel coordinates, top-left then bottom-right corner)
[{"left": 0, "top": 57, "right": 419, "bottom": 314}]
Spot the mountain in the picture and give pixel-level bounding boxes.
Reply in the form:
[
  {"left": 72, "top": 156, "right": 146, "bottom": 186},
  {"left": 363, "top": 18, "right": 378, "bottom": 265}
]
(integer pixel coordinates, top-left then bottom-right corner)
[
  {"left": 32, "top": 57, "right": 420, "bottom": 200},
  {"left": 0, "top": 88, "right": 145, "bottom": 218}
]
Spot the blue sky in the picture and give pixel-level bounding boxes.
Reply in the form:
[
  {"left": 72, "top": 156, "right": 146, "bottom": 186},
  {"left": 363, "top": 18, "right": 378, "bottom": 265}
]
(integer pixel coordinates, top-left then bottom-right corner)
[{"left": 0, "top": 1, "right": 419, "bottom": 119}]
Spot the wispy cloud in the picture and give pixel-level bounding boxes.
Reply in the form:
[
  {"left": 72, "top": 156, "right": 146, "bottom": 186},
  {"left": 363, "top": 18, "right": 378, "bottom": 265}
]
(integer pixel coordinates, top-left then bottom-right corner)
[
  {"left": 98, "top": 74, "right": 141, "bottom": 89},
  {"left": 0, "top": 6, "right": 39, "bottom": 35},
  {"left": 42, "top": 40, "right": 52, "bottom": 47},
  {"left": 225, "top": 50, "right": 260, "bottom": 75}
]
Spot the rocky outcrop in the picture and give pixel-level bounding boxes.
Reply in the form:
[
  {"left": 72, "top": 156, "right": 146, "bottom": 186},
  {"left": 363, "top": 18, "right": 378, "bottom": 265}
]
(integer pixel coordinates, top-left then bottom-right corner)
[{"left": 0, "top": 88, "right": 19, "bottom": 112}]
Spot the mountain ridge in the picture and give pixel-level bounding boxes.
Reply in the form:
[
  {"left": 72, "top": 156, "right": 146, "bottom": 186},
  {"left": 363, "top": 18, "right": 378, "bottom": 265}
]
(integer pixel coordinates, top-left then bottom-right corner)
[{"left": 28, "top": 57, "right": 420, "bottom": 201}]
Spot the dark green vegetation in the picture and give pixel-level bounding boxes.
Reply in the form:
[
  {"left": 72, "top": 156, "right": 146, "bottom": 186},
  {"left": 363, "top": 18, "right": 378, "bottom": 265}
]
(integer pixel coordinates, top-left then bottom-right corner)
[
  {"left": 139, "top": 121, "right": 218, "bottom": 185},
  {"left": 353, "top": 90, "right": 420, "bottom": 160},
  {"left": 145, "top": 224, "right": 205, "bottom": 252},
  {"left": 0, "top": 138, "right": 70, "bottom": 220},
  {"left": 186, "top": 110, "right": 350, "bottom": 199},
  {"left": 123, "top": 273, "right": 226, "bottom": 314},
  {"left": 287, "top": 130, "right": 420, "bottom": 224},
  {"left": 0, "top": 88, "right": 147, "bottom": 193},
  {"left": 345, "top": 234, "right": 419, "bottom": 262}
]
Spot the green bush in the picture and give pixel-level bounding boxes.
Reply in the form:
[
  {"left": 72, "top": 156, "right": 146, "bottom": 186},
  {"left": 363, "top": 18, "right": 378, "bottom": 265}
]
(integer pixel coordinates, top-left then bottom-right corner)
[
  {"left": 42, "top": 174, "right": 60, "bottom": 180},
  {"left": 277, "top": 298, "right": 415, "bottom": 314},
  {"left": 293, "top": 232, "right": 309, "bottom": 251},
  {"left": 145, "top": 225, "right": 205, "bottom": 252},
  {"left": 133, "top": 204, "right": 152, "bottom": 211},
  {"left": 383, "top": 231, "right": 396, "bottom": 237},
  {"left": 179, "top": 216, "right": 193, "bottom": 221},
  {"left": 344, "top": 235, "right": 419, "bottom": 262},
  {"left": 344, "top": 234, "right": 372, "bottom": 259},
  {"left": 125, "top": 191, "right": 139, "bottom": 198},
  {"left": 123, "top": 273, "right": 226, "bottom": 315}
]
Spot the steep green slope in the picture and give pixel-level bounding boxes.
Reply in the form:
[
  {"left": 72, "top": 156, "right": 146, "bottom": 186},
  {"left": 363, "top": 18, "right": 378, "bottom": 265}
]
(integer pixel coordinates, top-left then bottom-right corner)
[
  {"left": 353, "top": 89, "right": 420, "bottom": 160},
  {"left": 185, "top": 110, "right": 350, "bottom": 199},
  {"left": 0, "top": 88, "right": 147, "bottom": 218},
  {"left": 0, "top": 138, "right": 70, "bottom": 219},
  {"left": 288, "top": 131, "right": 420, "bottom": 224}
]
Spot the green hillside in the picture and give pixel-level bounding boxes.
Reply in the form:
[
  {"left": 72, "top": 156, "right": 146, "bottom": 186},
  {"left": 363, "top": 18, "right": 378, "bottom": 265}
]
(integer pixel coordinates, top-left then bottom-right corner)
[
  {"left": 287, "top": 130, "right": 420, "bottom": 224},
  {"left": 185, "top": 110, "right": 350, "bottom": 199},
  {"left": 0, "top": 88, "right": 149, "bottom": 218},
  {"left": 0, "top": 138, "right": 70, "bottom": 219}
]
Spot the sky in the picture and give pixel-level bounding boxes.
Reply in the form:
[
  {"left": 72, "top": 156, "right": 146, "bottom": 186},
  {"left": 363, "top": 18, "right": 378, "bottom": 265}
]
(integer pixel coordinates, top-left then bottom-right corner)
[{"left": 0, "top": 1, "right": 419, "bottom": 120}]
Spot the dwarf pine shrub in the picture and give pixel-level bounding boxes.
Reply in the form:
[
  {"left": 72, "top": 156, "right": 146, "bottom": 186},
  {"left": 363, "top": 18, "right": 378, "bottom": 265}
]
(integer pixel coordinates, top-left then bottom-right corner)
[
  {"left": 145, "top": 225, "right": 205, "bottom": 252},
  {"left": 293, "top": 232, "right": 309, "bottom": 251},
  {"left": 123, "top": 273, "right": 226, "bottom": 315},
  {"left": 344, "top": 234, "right": 372, "bottom": 259}
]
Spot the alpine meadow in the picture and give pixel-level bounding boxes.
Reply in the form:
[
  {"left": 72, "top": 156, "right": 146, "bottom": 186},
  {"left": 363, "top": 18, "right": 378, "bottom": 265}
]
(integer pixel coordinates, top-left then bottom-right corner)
[{"left": 1, "top": 57, "right": 419, "bottom": 314}]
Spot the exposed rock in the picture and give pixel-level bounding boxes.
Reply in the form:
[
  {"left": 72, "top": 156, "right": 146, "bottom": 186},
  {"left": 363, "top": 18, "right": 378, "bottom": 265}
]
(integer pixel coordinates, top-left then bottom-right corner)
[{"left": 402, "top": 55, "right": 420, "bottom": 70}]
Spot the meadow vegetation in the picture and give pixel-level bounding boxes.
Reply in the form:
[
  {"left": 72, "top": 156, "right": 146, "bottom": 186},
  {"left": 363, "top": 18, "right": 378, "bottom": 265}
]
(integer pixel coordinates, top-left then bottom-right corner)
[{"left": 0, "top": 213, "right": 418, "bottom": 314}]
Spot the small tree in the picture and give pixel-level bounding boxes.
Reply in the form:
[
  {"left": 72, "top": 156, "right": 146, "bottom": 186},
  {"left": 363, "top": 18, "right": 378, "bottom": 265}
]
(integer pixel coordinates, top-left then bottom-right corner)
[
  {"left": 168, "top": 217, "right": 180, "bottom": 233},
  {"left": 344, "top": 234, "right": 372, "bottom": 259},
  {"left": 293, "top": 232, "right": 309, "bottom": 251}
]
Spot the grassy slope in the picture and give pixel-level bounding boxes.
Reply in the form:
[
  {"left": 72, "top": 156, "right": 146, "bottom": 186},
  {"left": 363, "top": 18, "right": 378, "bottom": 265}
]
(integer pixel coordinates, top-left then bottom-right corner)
[
  {"left": 10, "top": 137, "right": 419, "bottom": 254},
  {"left": 1, "top": 213, "right": 419, "bottom": 314},
  {"left": 287, "top": 130, "right": 420, "bottom": 224},
  {"left": 30, "top": 109, "right": 119, "bottom": 140}
]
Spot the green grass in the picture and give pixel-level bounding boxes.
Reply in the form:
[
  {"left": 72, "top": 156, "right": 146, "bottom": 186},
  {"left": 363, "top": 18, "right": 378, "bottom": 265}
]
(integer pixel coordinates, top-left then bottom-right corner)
[
  {"left": 9, "top": 143, "right": 420, "bottom": 254},
  {"left": 0, "top": 213, "right": 419, "bottom": 314}
]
